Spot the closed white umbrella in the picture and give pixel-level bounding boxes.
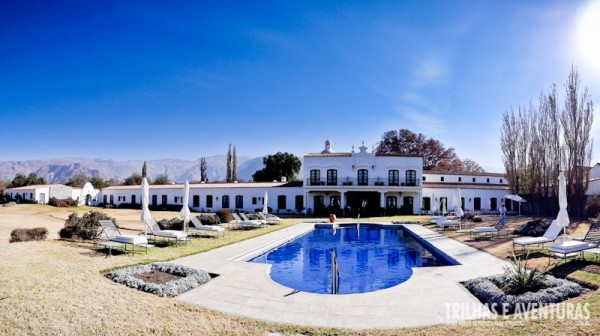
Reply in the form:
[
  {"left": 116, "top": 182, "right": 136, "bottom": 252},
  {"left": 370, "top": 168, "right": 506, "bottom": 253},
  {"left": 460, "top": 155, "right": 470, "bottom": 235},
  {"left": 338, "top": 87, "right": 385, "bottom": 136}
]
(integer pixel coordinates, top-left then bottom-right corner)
[
  {"left": 141, "top": 177, "right": 152, "bottom": 235},
  {"left": 441, "top": 198, "right": 446, "bottom": 215},
  {"left": 263, "top": 191, "right": 269, "bottom": 215},
  {"left": 180, "top": 180, "right": 191, "bottom": 232},
  {"left": 451, "top": 193, "right": 458, "bottom": 215},
  {"left": 431, "top": 193, "right": 437, "bottom": 215},
  {"left": 557, "top": 172, "right": 570, "bottom": 238},
  {"left": 456, "top": 189, "right": 464, "bottom": 230}
]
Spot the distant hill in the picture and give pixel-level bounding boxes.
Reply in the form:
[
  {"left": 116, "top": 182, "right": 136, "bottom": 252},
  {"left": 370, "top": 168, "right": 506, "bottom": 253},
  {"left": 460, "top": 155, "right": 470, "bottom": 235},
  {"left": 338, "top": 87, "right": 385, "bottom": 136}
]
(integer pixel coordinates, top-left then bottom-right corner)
[{"left": 0, "top": 156, "right": 269, "bottom": 184}]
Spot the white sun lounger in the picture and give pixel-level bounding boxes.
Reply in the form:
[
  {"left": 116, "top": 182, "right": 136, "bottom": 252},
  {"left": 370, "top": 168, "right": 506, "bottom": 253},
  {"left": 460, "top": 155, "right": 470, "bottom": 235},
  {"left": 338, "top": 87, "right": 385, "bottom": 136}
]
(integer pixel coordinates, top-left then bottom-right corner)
[
  {"left": 239, "top": 212, "right": 267, "bottom": 227},
  {"left": 231, "top": 213, "right": 262, "bottom": 230},
  {"left": 257, "top": 212, "right": 281, "bottom": 224},
  {"left": 145, "top": 219, "right": 188, "bottom": 246},
  {"left": 97, "top": 220, "right": 151, "bottom": 255},
  {"left": 548, "top": 222, "right": 600, "bottom": 261},
  {"left": 513, "top": 220, "right": 562, "bottom": 250},
  {"left": 436, "top": 216, "right": 461, "bottom": 230},
  {"left": 470, "top": 217, "right": 507, "bottom": 238},
  {"left": 188, "top": 216, "right": 225, "bottom": 238}
]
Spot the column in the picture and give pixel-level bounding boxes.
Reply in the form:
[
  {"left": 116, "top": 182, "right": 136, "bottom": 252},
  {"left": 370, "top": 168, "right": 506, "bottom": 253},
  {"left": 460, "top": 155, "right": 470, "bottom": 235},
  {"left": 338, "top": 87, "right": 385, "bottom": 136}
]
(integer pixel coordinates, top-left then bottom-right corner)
[{"left": 380, "top": 191, "right": 385, "bottom": 209}]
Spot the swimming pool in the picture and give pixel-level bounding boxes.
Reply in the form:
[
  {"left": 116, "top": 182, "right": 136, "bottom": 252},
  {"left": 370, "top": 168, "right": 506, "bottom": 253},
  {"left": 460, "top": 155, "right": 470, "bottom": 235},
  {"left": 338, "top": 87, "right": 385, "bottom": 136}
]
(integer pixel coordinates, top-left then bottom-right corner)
[{"left": 250, "top": 223, "right": 456, "bottom": 294}]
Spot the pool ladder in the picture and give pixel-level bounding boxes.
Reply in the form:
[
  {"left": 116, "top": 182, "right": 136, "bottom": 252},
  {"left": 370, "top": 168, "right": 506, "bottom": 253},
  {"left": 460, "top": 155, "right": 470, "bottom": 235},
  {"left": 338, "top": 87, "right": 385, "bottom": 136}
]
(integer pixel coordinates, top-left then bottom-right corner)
[{"left": 331, "top": 248, "right": 340, "bottom": 294}]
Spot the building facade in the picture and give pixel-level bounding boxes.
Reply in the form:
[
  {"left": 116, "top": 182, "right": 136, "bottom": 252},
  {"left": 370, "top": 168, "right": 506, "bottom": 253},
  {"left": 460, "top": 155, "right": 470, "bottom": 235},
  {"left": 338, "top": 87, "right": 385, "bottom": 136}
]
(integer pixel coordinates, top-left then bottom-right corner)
[{"left": 4, "top": 140, "right": 511, "bottom": 215}]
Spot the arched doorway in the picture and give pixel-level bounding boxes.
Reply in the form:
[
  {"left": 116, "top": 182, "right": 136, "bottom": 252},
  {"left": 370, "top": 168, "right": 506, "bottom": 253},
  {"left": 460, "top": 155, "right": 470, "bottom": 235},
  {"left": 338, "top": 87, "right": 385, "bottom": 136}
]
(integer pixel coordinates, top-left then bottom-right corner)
[{"left": 85, "top": 194, "right": 92, "bottom": 206}]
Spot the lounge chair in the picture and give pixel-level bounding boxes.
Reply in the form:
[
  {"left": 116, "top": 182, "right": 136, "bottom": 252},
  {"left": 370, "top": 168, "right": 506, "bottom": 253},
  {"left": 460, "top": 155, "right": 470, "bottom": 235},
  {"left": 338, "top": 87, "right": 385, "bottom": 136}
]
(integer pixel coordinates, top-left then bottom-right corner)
[
  {"left": 512, "top": 220, "right": 562, "bottom": 251},
  {"left": 145, "top": 218, "right": 188, "bottom": 246},
  {"left": 470, "top": 217, "right": 508, "bottom": 239},
  {"left": 435, "top": 216, "right": 461, "bottom": 230},
  {"left": 96, "top": 220, "right": 151, "bottom": 255},
  {"left": 239, "top": 212, "right": 267, "bottom": 227},
  {"left": 231, "top": 213, "right": 262, "bottom": 230},
  {"left": 257, "top": 212, "right": 282, "bottom": 225},
  {"left": 188, "top": 216, "right": 225, "bottom": 238},
  {"left": 548, "top": 223, "right": 600, "bottom": 261}
]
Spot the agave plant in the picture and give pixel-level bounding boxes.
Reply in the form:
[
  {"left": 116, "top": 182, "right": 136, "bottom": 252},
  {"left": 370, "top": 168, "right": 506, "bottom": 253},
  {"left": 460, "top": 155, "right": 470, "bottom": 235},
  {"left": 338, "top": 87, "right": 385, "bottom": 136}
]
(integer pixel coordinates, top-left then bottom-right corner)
[{"left": 502, "top": 251, "right": 546, "bottom": 295}]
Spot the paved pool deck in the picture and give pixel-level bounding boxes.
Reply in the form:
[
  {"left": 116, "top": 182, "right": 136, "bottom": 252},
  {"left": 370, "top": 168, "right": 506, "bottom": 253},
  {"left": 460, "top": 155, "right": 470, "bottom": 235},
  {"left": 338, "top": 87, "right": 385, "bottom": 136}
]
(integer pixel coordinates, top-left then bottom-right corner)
[{"left": 174, "top": 223, "right": 511, "bottom": 329}]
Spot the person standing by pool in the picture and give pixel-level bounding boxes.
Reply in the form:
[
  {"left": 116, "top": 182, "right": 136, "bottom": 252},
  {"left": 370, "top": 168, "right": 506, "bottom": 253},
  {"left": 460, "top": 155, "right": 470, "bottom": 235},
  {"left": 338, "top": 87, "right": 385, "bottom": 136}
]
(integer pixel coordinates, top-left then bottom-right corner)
[{"left": 500, "top": 204, "right": 506, "bottom": 219}]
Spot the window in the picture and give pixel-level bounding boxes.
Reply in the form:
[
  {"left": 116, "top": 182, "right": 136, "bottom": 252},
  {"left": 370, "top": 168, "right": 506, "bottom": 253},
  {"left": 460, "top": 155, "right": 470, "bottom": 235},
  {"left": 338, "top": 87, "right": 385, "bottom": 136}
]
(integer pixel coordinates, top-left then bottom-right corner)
[
  {"left": 277, "top": 195, "right": 286, "bottom": 209},
  {"left": 122, "top": 196, "right": 127, "bottom": 203},
  {"left": 235, "top": 195, "right": 243, "bottom": 209},
  {"left": 472, "top": 177, "right": 476, "bottom": 182},
  {"left": 132, "top": 195, "right": 136, "bottom": 204},
  {"left": 487, "top": 178, "right": 490, "bottom": 183},
  {"left": 440, "top": 176, "right": 445, "bottom": 182},
  {"left": 152, "top": 195, "right": 157, "bottom": 206},
  {"left": 458, "top": 177, "right": 462, "bottom": 182},
  {"left": 357, "top": 169, "right": 368, "bottom": 185},
  {"left": 206, "top": 195, "right": 213, "bottom": 208},
  {"left": 252, "top": 197, "right": 257, "bottom": 205},
  {"left": 422, "top": 197, "right": 431, "bottom": 211},
  {"left": 388, "top": 170, "right": 399, "bottom": 186},
  {"left": 295, "top": 195, "right": 304, "bottom": 212},
  {"left": 174, "top": 196, "right": 178, "bottom": 203},
  {"left": 386, "top": 196, "right": 397, "bottom": 208},
  {"left": 327, "top": 169, "right": 338, "bottom": 185},
  {"left": 405, "top": 170, "right": 416, "bottom": 186},
  {"left": 500, "top": 179, "right": 503, "bottom": 183},
  {"left": 222, "top": 195, "right": 230, "bottom": 208},
  {"left": 193, "top": 195, "right": 200, "bottom": 207},
  {"left": 110, "top": 195, "right": 114, "bottom": 205},
  {"left": 103, "top": 195, "right": 107, "bottom": 204},
  {"left": 314, "top": 196, "right": 324, "bottom": 209},
  {"left": 423, "top": 176, "right": 426, "bottom": 181},
  {"left": 310, "top": 170, "right": 321, "bottom": 185},
  {"left": 161, "top": 195, "right": 167, "bottom": 205}
]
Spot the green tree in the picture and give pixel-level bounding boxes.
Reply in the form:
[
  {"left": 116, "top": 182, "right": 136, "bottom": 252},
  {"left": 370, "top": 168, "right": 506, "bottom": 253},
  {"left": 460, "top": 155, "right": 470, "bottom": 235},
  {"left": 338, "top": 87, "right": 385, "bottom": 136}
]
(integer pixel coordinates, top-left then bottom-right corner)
[
  {"left": 8, "top": 172, "right": 47, "bottom": 188},
  {"left": 252, "top": 152, "right": 302, "bottom": 182},
  {"left": 232, "top": 145, "right": 238, "bottom": 182},
  {"left": 123, "top": 173, "right": 143, "bottom": 185},
  {"left": 90, "top": 177, "right": 109, "bottom": 189},
  {"left": 200, "top": 157, "right": 207, "bottom": 182},
  {"left": 64, "top": 174, "right": 90, "bottom": 188},
  {"left": 142, "top": 161, "right": 147, "bottom": 178},
  {"left": 153, "top": 174, "right": 171, "bottom": 185},
  {"left": 226, "top": 143, "right": 232, "bottom": 182}
]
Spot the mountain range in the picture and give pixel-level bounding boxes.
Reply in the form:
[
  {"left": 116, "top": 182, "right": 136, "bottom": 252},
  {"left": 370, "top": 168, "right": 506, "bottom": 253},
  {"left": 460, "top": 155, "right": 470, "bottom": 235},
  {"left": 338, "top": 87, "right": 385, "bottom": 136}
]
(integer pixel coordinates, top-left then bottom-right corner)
[{"left": 0, "top": 156, "right": 273, "bottom": 184}]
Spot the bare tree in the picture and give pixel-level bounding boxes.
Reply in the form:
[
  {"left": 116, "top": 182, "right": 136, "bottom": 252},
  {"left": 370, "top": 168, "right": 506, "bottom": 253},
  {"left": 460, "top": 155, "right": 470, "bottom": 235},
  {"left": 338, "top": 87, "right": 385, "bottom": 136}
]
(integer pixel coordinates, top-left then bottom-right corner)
[{"left": 561, "top": 66, "right": 594, "bottom": 217}]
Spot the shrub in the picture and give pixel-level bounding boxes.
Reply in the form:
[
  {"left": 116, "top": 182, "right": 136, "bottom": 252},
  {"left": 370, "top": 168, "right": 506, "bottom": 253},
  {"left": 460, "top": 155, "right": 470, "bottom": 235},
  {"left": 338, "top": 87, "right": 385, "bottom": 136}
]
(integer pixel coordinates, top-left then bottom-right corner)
[
  {"left": 472, "top": 216, "right": 483, "bottom": 223},
  {"left": 503, "top": 252, "right": 545, "bottom": 294},
  {"left": 513, "top": 218, "right": 550, "bottom": 237},
  {"left": 49, "top": 197, "right": 78, "bottom": 207},
  {"left": 585, "top": 194, "right": 600, "bottom": 219},
  {"left": 157, "top": 218, "right": 184, "bottom": 231},
  {"left": 215, "top": 209, "right": 233, "bottom": 223},
  {"left": 59, "top": 211, "right": 115, "bottom": 240},
  {"left": 107, "top": 262, "right": 211, "bottom": 297},
  {"left": 117, "top": 203, "right": 142, "bottom": 210},
  {"left": 196, "top": 214, "right": 220, "bottom": 225},
  {"left": 9, "top": 227, "right": 48, "bottom": 243}
]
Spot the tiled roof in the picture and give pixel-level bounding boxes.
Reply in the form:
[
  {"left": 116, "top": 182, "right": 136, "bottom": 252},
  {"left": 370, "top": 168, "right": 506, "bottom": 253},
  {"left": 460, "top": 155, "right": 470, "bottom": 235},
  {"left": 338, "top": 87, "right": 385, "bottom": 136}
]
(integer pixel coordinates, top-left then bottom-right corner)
[
  {"left": 374, "top": 153, "right": 422, "bottom": 158},
  {"left": 424, "top": 170, "right": 506, "bottom": 177},
  {"left": 5, "top": 184, "right": 65, "bottom": 190},
  {"left": 423, "top": 182, "right": 510, "bottom": 190},
  {"left": 304, "top": 153, "right": 353, "bottom": 157},
  {"left": 102, "top": 182, "right": 288, "bottom": 190}
]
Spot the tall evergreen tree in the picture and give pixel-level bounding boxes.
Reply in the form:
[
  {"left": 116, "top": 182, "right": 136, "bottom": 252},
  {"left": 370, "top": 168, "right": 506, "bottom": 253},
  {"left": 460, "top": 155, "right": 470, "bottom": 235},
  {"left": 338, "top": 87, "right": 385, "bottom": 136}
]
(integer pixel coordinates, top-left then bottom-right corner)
[
  {"left": 226, "top": 143, "right": 232, "bottom": 182},
  {"left": 200, "top": 157, "right": 207, "bottom": 182},
  {"left": 232, "top": 145, "right": 238, "bottom": 182},
  {"left": 142, "top": 161, "right": 147, "bottom": 178}
]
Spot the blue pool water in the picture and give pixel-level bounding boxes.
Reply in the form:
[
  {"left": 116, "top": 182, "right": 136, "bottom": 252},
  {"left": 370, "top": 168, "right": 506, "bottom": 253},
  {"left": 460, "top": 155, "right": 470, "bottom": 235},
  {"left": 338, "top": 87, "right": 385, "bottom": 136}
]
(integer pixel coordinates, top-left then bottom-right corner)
[{"left": 250, "top": 224, "right": 454, "bottom": 294}]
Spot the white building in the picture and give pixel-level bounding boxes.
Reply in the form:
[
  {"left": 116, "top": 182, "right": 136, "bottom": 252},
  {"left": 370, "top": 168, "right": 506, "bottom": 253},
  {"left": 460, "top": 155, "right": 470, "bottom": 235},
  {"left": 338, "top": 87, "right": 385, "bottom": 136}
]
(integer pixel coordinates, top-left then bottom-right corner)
[
  {"left": 4, "top": 182, "right": 99, "bottom": 206},
  {"left": 3, "top": 140, "right": 511, "bottom": 214}
]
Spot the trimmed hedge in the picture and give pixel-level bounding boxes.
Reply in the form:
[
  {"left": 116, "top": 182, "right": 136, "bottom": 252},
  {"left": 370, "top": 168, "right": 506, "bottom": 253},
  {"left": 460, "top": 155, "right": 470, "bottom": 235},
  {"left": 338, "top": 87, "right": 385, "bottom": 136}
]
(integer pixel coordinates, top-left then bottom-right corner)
[
  {"left": 513, "top": 219, "right": 550, "bottom": 237},
  {"left": 49, "top": 197, "right": 78, "bottom": 207},
  {"left": 107, "top": 262, "right": 211, "bottom": 297},
  {"left": 9, "top": 227, "right": 48, "bottom": 243},
  {"left": 464, "top": 273, "right": 582, "bottom": 314},
  {"left": 59, "top": 211, "right": 115, "bottom": 240},
  {"left": 195, "top": 214, "right": 220, "bottom": 225},
  {"left": 157, "top": 218, "right": 184, "bottom": 231}
]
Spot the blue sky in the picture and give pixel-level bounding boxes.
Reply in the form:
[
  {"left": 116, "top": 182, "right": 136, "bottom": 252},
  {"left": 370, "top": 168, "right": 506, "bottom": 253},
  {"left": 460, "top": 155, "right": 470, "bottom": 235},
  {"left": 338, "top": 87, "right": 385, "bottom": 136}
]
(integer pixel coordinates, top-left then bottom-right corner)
[{"left": 1, "top": 0, "right": 599, "bottom": 172}]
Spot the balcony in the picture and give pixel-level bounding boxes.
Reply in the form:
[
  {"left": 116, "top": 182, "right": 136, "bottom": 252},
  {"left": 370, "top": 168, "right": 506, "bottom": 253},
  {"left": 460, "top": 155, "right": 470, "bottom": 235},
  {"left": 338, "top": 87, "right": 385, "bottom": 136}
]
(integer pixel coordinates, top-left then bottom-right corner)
[{"left": 306, "top": 178, "right": 420, "bottom": 187}]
